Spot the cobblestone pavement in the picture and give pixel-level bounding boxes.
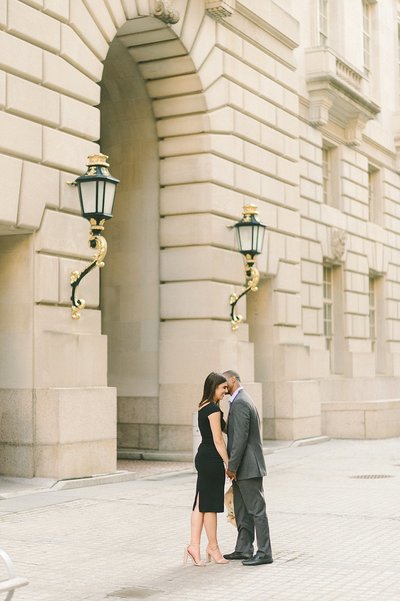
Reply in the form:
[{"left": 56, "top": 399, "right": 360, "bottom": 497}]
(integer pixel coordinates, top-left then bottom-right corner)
[{"left": 1, "top": 438, "right": 400, "bottom": 601}]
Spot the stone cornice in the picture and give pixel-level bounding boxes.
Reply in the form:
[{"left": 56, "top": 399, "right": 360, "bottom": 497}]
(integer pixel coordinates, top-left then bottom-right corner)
[
  {"left": 235, "top": 0, "right": 299, "bottom": 50},
  {"left": 205, "top": 0, "right": 299, "bottom": 55},
  {"left": 205, "top": 0, "right": 235, "bottom": 18}
]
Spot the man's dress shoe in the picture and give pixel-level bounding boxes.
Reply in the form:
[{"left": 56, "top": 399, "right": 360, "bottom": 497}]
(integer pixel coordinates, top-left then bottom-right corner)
[
  {"left": 223, "top": 551, "right": 252, "bottom": 560},
  {"left": 242, "top": 553, "right": 273, "bottom": 566}
]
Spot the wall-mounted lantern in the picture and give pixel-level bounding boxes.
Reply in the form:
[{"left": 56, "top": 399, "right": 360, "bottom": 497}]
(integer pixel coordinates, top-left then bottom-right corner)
[
  {"left": 70, "top": 153, "right": 119, "bottom": 320},
  {"left": 230, "top": 204, "right": 266, "bottom": 330}
]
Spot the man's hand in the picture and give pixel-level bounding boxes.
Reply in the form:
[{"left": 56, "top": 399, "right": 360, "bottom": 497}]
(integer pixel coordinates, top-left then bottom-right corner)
[{"left": 227, "top": 469, "right": 236, "bottom": 481}]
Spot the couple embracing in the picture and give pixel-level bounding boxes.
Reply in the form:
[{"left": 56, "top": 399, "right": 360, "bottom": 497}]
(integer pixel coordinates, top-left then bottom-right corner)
[{"left": 184, "top": 370, "right": 273, "bottom": 567}]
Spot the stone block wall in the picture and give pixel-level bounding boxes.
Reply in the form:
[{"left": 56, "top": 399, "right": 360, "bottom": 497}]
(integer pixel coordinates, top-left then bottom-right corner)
[{"left": 0, "top": 0, "right": 117, "bottom": 477}]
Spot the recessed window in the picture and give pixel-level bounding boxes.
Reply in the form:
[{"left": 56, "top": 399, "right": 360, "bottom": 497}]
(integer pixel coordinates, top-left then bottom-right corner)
[
  {"left": 368, "top": 165, "right": 381, "bottom": 223},
  {"left": 363, "top": 1, "right": 371, "bottom": 74},
  {"left": 369, "top": 273, "right": 386, "bottom": 374},
  {"left": 397, "top": 22, "right": 400, "bottom": 103},
  {"left": 323, "top": 265, "right": 333, "bottom": 351},
  {"left": 322, "top": 144, "right": 339, "bottom": 207},
  {"left": 369, "top": 276, "right": 376, "bottom": 350},
  {"left": 323, "top": 263, "right": 344, "bottom": 374},
  {"left": 319, "top": 0, "right": 329, "bottom": 46},
  {"left": 322, "top": 147, "right": 330, "bottom": 205}
]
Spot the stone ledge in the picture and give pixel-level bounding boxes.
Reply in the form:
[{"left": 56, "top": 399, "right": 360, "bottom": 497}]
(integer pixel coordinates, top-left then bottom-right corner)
[
  {"left": 322, "top": 399, "right": 400, "bottom": 439},
  {"left": 51, "top": 470, "right": 137, "bottom": 490},
  {"left": 118, "top": 448, "right": 192, "bottom": 462},
  {"left": 322, "top": 399, "right": 400, "bottom": 411}
]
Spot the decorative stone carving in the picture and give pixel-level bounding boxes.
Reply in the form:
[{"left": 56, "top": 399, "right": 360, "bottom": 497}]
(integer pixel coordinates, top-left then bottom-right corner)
[
  {"left": 205, "top": 0, "right": 235, "bottom": 18},
  {"left": 152, "top": 0, "right": 180, "bottom": 24},
  {"left": 331, "top": 228, "right": 347, "bottom": 262},
  {"left": 309, "top": 97, "right": 332, "bottom": 127},
  {"left": 345, "top": 115, "right": 369, "bottom": 147}
]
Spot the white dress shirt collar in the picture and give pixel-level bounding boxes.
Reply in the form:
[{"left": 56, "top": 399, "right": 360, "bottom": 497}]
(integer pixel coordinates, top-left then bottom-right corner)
[{"left": 229, "top": 385, "right": 243, "bottom": 404}]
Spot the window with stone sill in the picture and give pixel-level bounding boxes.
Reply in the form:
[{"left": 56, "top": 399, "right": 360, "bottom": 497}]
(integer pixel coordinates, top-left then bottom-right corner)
[
  {"left": 322, "top": 143, "right": 339, "bottom": 208},
  {"left": 368, "top": 164, "right": 381, "bottom": 224},
  {"left": 363, "top": 0, "right": 372, "bottom": 75},
  {"left": 318, "top": 0, "right": 329, "bottom": 46},
  {"left": 397, "top": 21, "right": 400, "bottom": 104},
  {"left": 369, "top": 272, "right": 386, "bottom": 374},
  {"left": 323, "top": 264, "right": 333, "bottom": 351},
  {"left": 363, "top": 0, "right": 379, "bottom": 81},
  {"left": 323, "top": 263, "right": 344, "bottom": 374},
  {"left": 322, "top": 146, "right": 330, "bottom": 204},
  {"left": 369, "top": 276, "right": 376, "bottom": 349}
]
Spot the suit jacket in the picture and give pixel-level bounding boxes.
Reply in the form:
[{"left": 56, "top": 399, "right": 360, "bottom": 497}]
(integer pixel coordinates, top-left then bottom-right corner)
[{"left": 227, "top": 388, "right": 266, "bottom": 480}]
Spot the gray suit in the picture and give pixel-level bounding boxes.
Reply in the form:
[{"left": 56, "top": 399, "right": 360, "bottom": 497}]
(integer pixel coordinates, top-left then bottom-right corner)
[{"left": 227, "top": 388, "right": 272, "bottom": 558}]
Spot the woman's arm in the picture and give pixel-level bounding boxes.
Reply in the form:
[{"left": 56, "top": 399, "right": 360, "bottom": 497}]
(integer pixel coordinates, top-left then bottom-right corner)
[{"left": 209, "top": 411, "right": 229, "bottom": 466}]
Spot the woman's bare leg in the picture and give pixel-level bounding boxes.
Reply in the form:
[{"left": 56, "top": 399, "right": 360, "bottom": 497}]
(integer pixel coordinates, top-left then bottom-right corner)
[
  {"left": 188, "top": 496, "right": 204, "bottom": 562},
  {"left": 203, "top": 512, "right": 227, "bottom": 562},
  {"left": 203, "top": 512, "right": 217, "bottom": 547}
]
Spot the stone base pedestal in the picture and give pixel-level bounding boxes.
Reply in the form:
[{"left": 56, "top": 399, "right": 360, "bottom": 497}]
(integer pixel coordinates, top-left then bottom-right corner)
[
  {"left": 0, "top": 387, "right": 116, "bottom": 479},
  {"left": 322, "top": 399, "right": 400, "bottom": 439},
  {"left": 263, "top": 379, "right": 322, "bottom": 440}
]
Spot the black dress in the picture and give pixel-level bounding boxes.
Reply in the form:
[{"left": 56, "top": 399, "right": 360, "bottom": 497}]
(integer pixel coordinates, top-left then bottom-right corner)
[{"left": 193, "top": 403, "right": 226, "bottom": 513}]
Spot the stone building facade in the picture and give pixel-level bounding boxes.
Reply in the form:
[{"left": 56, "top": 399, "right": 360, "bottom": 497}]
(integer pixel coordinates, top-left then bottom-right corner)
[{"left": 1, "top": 0, "right": 400, "bottom": 479}]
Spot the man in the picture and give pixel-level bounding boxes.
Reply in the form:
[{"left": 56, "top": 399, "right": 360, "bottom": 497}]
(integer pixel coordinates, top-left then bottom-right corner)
[{"left": 223, "top": 370, "right": 273, "bottom": 566}]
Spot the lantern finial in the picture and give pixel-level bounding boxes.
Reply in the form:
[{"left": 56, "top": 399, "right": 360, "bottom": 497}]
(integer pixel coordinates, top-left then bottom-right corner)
[{"left": 87, "top": 153, "right": 109, "bottom": 168}]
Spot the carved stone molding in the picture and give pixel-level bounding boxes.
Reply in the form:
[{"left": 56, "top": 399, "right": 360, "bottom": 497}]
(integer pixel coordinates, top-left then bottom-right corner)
[
  {"left": 344, "top": 115, "right": 370, "bottom": 147},
  {"left": 205, "top": 0, "right": 235, "bottom": 19},
  {"left": 309, "top": 96, "right": 333, "bottom": 127},
  {"left": 152, "top": 0, "right": 180, "bottom": 24},
  {"left": 330, "top": 228, "right": 347, "bottom": 263}
]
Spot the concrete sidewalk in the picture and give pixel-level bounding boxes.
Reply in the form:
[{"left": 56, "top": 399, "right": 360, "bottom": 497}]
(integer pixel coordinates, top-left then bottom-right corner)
[{"left": 0, "top": 438, "right": 400, "bottom": 601}]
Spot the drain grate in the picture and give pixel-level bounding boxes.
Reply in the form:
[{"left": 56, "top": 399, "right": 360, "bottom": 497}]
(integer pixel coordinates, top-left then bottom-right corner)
[{"left": 350, "top": 474, "right": 394, "bottom": 479}]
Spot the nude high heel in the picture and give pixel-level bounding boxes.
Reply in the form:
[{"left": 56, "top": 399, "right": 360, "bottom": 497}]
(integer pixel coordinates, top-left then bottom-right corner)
[
  {"left": 183, "top": 544, "right": 206, "bottom": 567},
  {"left": 206, "top": 545, "right": 229, "bottom": 564}
]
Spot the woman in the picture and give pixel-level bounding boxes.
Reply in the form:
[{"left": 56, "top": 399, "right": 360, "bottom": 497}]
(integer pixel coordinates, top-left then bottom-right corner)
[{"left": 184, "top": 372, "right": 230, "bottom": 566}]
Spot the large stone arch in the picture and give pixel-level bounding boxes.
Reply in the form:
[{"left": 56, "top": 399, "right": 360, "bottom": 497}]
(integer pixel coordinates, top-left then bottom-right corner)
[{"left": 98, "top": 7, "right": 250, "bottom": 454}]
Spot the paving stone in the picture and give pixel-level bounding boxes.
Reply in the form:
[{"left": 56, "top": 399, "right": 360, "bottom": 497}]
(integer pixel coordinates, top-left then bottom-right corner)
[{"left": 0, "top": 439, "right": 399, "bottom": 600}]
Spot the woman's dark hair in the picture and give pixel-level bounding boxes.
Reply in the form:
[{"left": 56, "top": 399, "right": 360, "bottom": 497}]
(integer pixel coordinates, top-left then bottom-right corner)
[{"left": 199, "top": 372, "right": 227, "bottom": 407}]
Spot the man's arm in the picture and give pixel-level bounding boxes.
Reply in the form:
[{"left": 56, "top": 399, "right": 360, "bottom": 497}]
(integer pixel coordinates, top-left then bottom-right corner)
[{"left": 228, "top": 399, "right": 250, "bottom": 473}]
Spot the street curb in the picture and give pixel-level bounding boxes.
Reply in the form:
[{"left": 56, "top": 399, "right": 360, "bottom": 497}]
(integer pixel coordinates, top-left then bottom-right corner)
[
  {"left": 291, "top": 436, "right": 330, "bottom": 447},
  {"left": 51, "top": 470, "right": 138, "bottom": 491},
  {"left": 118, "top": 436, "right": 331, "bottom": 463},
  {"left": 48, "top": 437, "right": 332, "bottom": 492},
  {"left": 118, "top": 449, "right": 193, "bottom": 461}
]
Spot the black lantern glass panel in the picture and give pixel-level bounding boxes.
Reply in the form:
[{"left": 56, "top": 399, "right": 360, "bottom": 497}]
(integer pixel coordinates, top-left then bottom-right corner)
[
  {"left": 75, "top": 154, "right": 119, "bottom": 224},
  {"left": 233, "top": 205, "right": 266, "bottom": 258}
]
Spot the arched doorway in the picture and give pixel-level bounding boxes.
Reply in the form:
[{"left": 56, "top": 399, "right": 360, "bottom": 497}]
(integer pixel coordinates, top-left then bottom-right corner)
[{"left": 99, "top": 14, "right": 209, "bottom": 453}]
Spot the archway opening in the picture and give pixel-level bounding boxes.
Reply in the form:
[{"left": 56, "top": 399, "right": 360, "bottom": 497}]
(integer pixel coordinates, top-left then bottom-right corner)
[{"left": 100, "top": 34, "right": 160, "bottom": 452}]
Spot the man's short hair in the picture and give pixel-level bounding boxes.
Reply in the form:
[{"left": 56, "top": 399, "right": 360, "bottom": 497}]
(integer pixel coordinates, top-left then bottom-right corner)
[{"left": 223, "top": 370, "right": 241, "bottom": 382}]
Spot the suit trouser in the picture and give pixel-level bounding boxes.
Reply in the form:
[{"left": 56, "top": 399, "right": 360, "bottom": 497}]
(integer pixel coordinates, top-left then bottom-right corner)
[{"left": 232, "top": 477, "right": 272, "bottom": 558}]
